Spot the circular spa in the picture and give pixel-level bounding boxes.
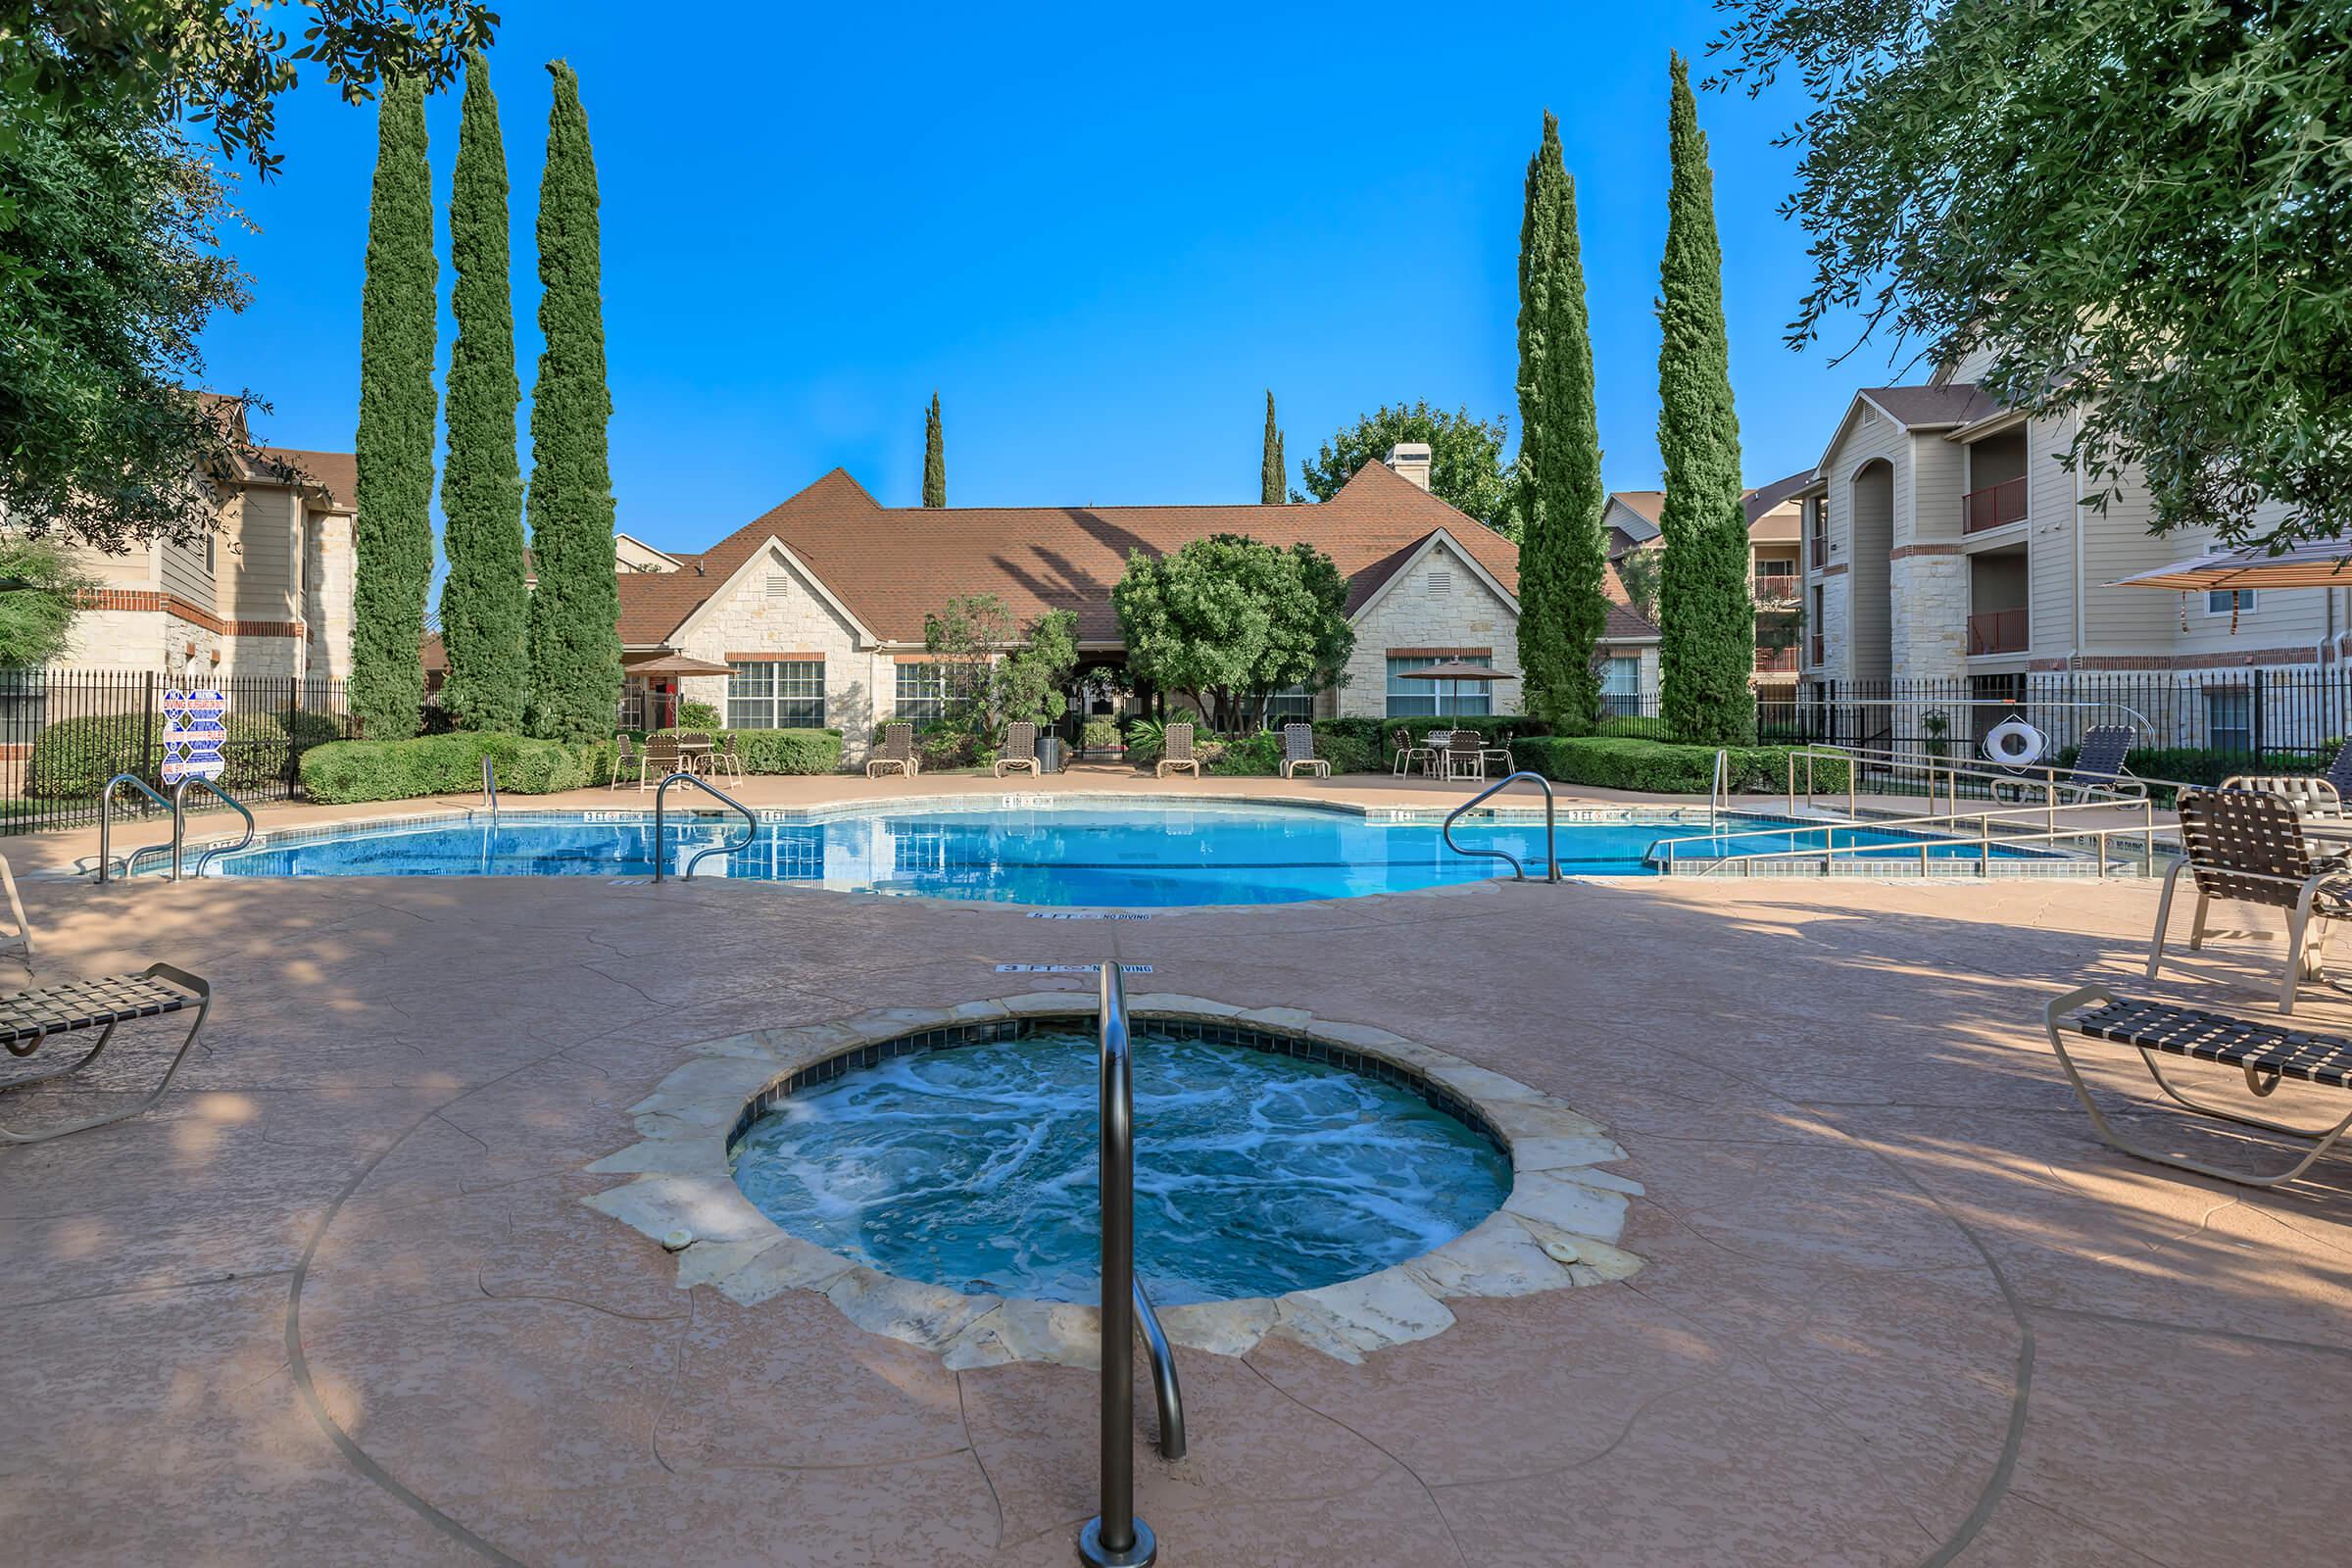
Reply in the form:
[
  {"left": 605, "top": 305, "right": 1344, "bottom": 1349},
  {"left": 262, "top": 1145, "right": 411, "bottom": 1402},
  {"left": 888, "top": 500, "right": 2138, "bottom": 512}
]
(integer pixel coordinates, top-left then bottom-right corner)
[{"left": 727, "top": 1017, "right": 1513, "bottom": 1305}]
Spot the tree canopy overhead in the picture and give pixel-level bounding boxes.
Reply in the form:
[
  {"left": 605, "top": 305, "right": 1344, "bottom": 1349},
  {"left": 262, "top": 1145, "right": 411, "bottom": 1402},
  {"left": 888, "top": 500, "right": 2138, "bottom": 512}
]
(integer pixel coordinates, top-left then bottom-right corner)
[
  {"left": 1713, "top": 0, "right": 2352, "bottom": 546},
  {"left": 1298, "top": 403, "right": 1510, "bottom": 528}
]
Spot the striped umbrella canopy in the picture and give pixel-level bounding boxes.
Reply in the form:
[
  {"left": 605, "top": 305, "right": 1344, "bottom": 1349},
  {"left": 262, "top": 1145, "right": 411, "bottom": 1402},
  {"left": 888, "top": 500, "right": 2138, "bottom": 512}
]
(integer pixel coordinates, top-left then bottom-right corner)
[{"left": 2105, "top": 539, "right": 2352, "bottom": 592}]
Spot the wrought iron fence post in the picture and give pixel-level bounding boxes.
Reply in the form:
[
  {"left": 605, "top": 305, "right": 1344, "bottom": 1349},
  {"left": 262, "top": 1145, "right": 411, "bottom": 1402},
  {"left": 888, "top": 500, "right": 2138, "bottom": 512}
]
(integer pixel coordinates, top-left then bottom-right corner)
[{"left": 2251, "top": 667, "right": 2267, "bottom": 762}]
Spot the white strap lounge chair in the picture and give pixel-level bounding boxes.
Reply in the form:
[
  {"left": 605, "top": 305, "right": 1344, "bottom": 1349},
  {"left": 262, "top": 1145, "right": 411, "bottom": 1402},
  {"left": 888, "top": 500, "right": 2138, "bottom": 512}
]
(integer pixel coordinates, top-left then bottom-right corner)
[
  {"left": 995, "top": 721, "right": 1041, "bottom": 778},
  {"left": 2147, "top": 787, "right": 2352, "bottom": 1014},
  {"left": 2044, "top": 985, "right": 2352, "bottom": 1187},
  {"left": 0, "top": 964, "right": 215, "bottom": 1144},
  {"left": 868, "top": 722, "right": 919, "bottom": 779},
  {"left": 1155, "top": 722, "right": 1201, "bottom": 779},
  {"left": 2222, "top": 773, "right": 2344, "bottom": 819},
  {"left": 1279, "top": 723, "right": 1329, "bottom": 779}
]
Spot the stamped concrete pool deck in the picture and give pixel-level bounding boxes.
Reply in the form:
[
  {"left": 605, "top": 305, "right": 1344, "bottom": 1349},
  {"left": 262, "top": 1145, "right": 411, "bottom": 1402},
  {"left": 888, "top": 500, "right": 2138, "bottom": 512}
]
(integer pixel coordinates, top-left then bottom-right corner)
[{"left": 1, "top": 773, "right": 2339, "bottom": 1565}]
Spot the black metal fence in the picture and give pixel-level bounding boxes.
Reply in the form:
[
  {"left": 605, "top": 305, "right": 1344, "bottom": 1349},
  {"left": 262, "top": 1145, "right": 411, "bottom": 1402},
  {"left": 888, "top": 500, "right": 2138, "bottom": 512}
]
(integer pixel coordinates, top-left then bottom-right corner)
[
  {"left": 1622, "top": 671, "right": 2352, "bottom": 771},
  {"left": 0, "top": 669, "right": 354, "bottom": 836}
]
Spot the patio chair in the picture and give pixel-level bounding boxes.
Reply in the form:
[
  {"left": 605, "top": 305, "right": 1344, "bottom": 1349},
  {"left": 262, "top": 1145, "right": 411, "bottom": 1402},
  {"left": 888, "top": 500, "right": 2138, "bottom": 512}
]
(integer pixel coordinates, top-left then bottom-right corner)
[
  {"left": 2042, "top": 985, "right": 2352, "bottom": 1187},
  {"left": 1155, "top": 722, "right": 1200, "bottom": 779},
  {"left": 1279, "top": 722, "right": 1329, "bottom": 779},
  {"left": 2146, "top": 786, "right": 2352, "bottom": 1014},
  {"left": 1998, "top": 723, "right": 2145, "bottom": 804},
  {"left": 2222, "top": 772, "right": 2344, "bottom": 820},
  {"left": 867, "top": 722, "right": 919, "bottom": 779},
  {"left": 706, "top": 735, "right": 745, "bottom": 787},
  {"left": 609, "top": 733, "right": 639, "bottom": 790},
  {"left": 0, "top": 964, "right": 214, "bottom": 1145},
  {"left": 1391, "top": 723, "right": 1435, "bottom": 778},
  {"left": 994, "top": 721, "right": 1041, "bottom": 778},
  {"left": 638, "top": 733, "right": 684, "bottom": 791},
  {"left": 1444, "top": 729, "right": 1488, "bottom": 782}
]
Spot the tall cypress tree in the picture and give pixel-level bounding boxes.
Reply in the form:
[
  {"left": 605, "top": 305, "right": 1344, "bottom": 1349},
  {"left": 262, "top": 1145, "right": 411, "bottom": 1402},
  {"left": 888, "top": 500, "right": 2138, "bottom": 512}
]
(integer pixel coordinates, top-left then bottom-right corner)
[
  {"left": 1655, "top": 53, "right": 1754, "bottom": 745},
  {"left": 438, "top": 53, "right": 528, "bottom": 733},
  {"left": 1260, "top": 390, "right": 1285, "bottom": 505},
  {"left": 1514, "top": 111, "right": 1608, "bottom": 728},
  {"left": 352, "top": 76, "right": 436, "bottom": 739},
  {"left": 922, "top": 392, "right": 946, "bottom": 507},
  {"left": 523, "top": 61, "right": 622, "bottom": 742}
]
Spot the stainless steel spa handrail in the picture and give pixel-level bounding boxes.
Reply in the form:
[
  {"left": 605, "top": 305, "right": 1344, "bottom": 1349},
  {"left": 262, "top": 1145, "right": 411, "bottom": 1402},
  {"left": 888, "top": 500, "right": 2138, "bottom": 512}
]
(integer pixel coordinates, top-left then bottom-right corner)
[
  {"left": 97, "top": 773, "right": 175, "bottom": 883},
  {"left": 177, "top": 776, "right": 256, "bottom": 876},
  {"left": 1081, "top": 959, "right": 1175, "bottom": 1566},
  {"left": 651, "top": 771, "right": 758, "bottom": 882},
  {"left": 481, "top": 754, "right": 499, "bottom": 817},
  {"left": 1442, "top": 770, "right": 1562, "bottom": 882}
]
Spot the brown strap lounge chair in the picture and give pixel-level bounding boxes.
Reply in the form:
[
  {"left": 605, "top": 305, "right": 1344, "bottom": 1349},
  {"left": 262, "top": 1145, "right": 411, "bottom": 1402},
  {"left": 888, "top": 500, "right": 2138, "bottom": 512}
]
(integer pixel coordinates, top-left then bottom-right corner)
[
  {"left": 1155, "top": 722, "right": 1201, "bottom": 779},
  {"left": 867, "top": 722, "right": 919, "bottom": 779},
  {"left": 0, "top": 964, "right": 215, "bottom": 1144},
  {"left": 994, "top": 721, "right": 1041, "bottom": 778},
  {"left": 2147, "top": 786, "right": 2352, "bottom": 1014},
  {"left": 2044, "top": 985, "right": 2352, "bottom": 1187},
  {"left": 1279, "top": 722, "right": 1329, "bottom": 779}
]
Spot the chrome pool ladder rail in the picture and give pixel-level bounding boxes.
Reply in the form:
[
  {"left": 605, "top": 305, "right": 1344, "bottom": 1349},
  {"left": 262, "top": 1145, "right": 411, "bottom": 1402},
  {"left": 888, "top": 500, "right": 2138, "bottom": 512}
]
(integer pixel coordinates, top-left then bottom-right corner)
[
  {"left": 651, "top": 771, "right": 759, "bottom": 882},
  {"left": 1083, "top": 958, "right": 1179, "bottom": 1566},
  {"left": 97, "top": 773, "right": 175, "bottom": 882},
  {"left": 1442, "top": 770, "right": 1562, "bottom": 883},
  {"left": 1709, "top": 747, "right": 1729, "bottom": 831},
  {"left": 481, "top": 754, "right": 500, "bottom": 817},
  {"left": 178, "top": 777, "right": 257, "bottom": 877}
]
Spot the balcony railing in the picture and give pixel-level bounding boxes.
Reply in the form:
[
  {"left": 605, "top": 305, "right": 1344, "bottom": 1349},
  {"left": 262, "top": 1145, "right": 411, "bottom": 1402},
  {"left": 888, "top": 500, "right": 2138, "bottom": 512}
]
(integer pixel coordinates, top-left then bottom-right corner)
[
  {"left": 1752, "top": 571, "right": 1800, "bottom": 603},
  {"left": 1754, "top": 647, "right": 1799, "bottom": 673},
  {"left": 1967, "top": 608, "right": 2028, "bottom": 655},
  {"left": 1963, "top": 475, "right": 2029, "bottom": 534}
]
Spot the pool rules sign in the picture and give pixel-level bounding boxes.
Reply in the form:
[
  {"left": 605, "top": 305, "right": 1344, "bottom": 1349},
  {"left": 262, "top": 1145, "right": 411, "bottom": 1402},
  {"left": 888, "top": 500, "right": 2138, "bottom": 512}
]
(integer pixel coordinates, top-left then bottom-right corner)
[{"left": 160, "top": 688, "right": 229, "bottom": 785}]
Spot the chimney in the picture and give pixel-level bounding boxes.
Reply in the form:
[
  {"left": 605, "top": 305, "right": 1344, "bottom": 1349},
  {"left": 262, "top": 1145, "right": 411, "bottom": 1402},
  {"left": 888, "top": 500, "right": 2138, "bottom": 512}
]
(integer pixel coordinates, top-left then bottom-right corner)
[{"left": 1384, "top": 442, "right": 1433, "bottom": 492}]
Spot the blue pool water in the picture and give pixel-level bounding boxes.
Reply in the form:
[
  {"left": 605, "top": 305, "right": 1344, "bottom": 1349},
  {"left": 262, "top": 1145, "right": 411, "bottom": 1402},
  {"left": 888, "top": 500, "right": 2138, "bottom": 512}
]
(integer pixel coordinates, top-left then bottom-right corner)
[
  {"left": 194, "top": 801, "right": 2048, "bottom": 904},
  {"left": 729, "top": 1028, "right": 1512, "bottom": 1304}
]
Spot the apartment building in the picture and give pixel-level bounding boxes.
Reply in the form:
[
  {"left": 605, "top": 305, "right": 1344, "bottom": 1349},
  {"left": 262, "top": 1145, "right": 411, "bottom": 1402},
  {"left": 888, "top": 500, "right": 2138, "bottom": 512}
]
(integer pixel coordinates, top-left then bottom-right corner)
[
  {"left": 1602, "top": 477, "right": 1809, "bottom": 708},
  {"left": 1799, "top": 346, "right": 2343, "bottom": 746}
]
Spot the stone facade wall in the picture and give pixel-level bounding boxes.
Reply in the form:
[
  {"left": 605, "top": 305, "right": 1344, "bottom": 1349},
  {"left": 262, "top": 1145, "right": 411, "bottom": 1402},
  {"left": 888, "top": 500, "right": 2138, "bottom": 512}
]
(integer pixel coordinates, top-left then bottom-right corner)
[
  {"left": 671, "top": 544, "right": 876, "bottom": 764},
  {"left": 1890, "top": 553, "right": 1968, "bottom": 681},
  {"left": 1341, "top": 539, "right": 1525, "bottom": 719}
]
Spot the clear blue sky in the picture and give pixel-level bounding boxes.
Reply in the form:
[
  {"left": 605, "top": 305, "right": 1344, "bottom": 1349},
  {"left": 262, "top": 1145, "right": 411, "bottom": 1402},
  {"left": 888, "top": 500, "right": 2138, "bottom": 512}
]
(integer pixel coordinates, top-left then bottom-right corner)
[{"left": 195, "top": 1, "right": 1895, "bottom": 559}]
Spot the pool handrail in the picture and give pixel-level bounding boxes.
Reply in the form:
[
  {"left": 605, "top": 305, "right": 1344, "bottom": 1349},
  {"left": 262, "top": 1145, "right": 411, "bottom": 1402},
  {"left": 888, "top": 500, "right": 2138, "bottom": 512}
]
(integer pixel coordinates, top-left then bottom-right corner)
[
  {"left": 176, "top": 776, "right": 257, "bottom": 877},
  {"left": 1645, "top": 790, "right": 2158, "bottom": 877},
  {"left": 97, "top": 773, "right": 175, "bottom": 883},
  {"left": 1443, "top": 770, "right": 1562, "bottom": 883},
  {"left": 1081, "top": 958, "right": 1174, "bottom": 1566},
  {"left": 651, "top": 771, "right": 759, "bottom": 882},
  {"left": 481, "top": 754, "right": 499, "bottom": 818}
]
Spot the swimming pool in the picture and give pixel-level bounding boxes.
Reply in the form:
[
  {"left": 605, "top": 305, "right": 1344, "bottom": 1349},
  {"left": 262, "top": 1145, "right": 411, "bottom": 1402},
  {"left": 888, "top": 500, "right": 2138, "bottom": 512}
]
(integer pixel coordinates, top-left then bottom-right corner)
[
  {"left": 728, "top": 1024, "right": 1512, "bottom": 1304},
  {"left": 183, "top": 798, "right": 2059, "bottom": 903}
]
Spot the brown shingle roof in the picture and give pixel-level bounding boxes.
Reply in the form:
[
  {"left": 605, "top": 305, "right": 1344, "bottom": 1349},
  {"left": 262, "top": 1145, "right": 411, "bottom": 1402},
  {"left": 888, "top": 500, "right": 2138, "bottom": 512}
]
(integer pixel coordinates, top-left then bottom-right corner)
[
  {"left": 1861, "top": 384, "right": 2003, "bottom": 429},
  {"left": 256, "top": 447, "right": 357, "bottom": 511},
  {"left": 617, "top": 462, "right": 1523, "bottom": 647},
  {"left": 1600, "top": 561, "right": 1659, "bottom": 642}
]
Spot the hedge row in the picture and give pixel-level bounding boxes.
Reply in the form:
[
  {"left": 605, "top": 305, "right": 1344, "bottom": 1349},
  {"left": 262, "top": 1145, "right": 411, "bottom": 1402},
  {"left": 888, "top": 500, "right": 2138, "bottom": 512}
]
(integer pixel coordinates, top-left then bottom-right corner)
[
  {"left": 300, "top": 733, "right": 597, "bottom": 804},
  {"left": 1510, "top": 736, "right": 1848, "bottom": 795},
  {"left": 28, "top": 710, "right": 348, "bottom": 799}
]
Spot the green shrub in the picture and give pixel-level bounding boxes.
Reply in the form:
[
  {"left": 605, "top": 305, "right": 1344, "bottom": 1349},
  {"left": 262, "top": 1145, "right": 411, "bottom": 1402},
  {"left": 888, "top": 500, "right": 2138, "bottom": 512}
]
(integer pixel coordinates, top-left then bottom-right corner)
[
  {"left": 1511, "top": 736, "right": 1848, "bottom": 795},
  {"left": 1206, "top": 731, "right": 1282, "bottom": 775},
  {"left": 28, "top": 708, "right": 351, "bottom": 798},
  {"left": 299, "top": 732, "right": 593, "bottom": 804},
  {"left": 1124, "top": 717, "right": 1165, "bottom": 768},
  {"left": 730, "top": 728, "right": 844, "bottom": 774},
  {"left": 1081, "top": 717, "right": 1122, "bottom": 751},
  {"left": 675, "top": 699, "right": 722, "bottom": 731}
]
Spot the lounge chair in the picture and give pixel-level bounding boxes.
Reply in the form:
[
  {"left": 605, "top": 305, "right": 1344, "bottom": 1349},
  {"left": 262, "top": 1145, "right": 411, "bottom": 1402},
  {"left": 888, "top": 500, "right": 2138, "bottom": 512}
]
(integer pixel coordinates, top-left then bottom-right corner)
[
  {"left": 2327, "top": 738, "right": 2352, "bottom": 800},
  {"left": 1279, "top": 723, "right": 1329, "bottom": 779},
  {"left": 2043, "top": 985, "right": 2352, "bottom": 1187},
  {"left": 638, "top": 733, "right": 684, "bottom": 790},
  {"left": 994, "top": 721, "right": 1041, "bottom": 778},
  {"left": 2146, "top": 786, "right": 2352, "bottom": 1014},
  {"left": 0, "top": 964, "right": 214, "bottom": 1144},
  {"left": 868, "top": 722, "right": 919, "bottom": 779},
  {"left": 2221, "top": 772, "right": 2344, "bottom": 819},
  {"left": 1998, "top": 723, "right": 2144, "bottom": 803},
  {"left": 1155, "top": 722, "right": 1200, "bottom": 779}
]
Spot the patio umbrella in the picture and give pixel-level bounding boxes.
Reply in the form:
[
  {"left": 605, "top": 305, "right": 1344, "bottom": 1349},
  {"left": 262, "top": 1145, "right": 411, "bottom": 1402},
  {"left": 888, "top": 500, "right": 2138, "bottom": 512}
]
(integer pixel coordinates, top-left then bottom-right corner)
[
  {"left": 621, "top": 652, "right": 736, "bottom": 677},
  {"left": 2104, "top": 539, "right": 2352, "bottom": 593}
]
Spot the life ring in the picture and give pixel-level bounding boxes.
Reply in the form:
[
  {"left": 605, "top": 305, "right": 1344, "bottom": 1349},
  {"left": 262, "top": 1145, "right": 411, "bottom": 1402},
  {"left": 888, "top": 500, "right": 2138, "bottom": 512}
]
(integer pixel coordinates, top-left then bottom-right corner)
[{"left": 1982, "top": 717, "right": 2047, "bottom": 769}]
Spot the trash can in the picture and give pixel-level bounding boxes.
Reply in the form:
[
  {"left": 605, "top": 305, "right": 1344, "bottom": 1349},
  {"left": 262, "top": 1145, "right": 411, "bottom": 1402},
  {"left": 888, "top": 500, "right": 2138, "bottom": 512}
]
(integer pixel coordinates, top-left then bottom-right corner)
[{"left": 1036, "top": 735, "right": 1066, "bottom": 774}]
